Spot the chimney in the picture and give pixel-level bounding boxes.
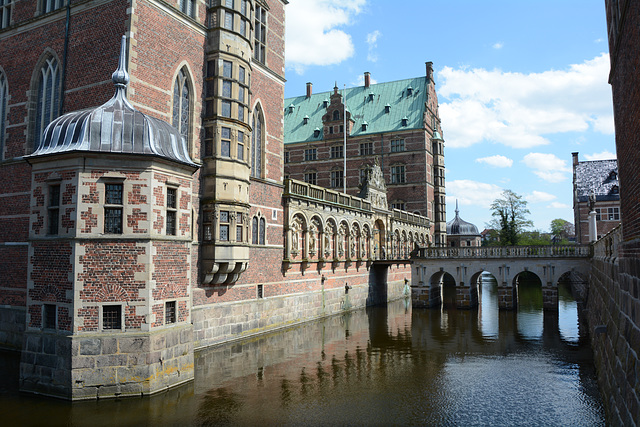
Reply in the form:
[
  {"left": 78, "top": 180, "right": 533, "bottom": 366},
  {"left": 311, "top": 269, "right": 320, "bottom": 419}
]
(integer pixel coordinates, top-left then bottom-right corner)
[
  {"left": 306, "top": 82, "right": 312, "bottom": 98},
  {"left": 426, "top": 61, "right": 434, "bottom": 81},
  {"left": 572, "top": 152, "right": 579, "bottom": 167},
  {"left": 364, "top": 72, "right": 370, "bottom": 88}
]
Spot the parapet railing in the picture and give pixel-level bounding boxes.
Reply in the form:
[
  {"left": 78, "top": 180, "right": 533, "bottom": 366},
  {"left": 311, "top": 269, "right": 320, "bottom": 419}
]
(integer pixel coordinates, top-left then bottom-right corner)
[
  {"left": 392, "top": 209, "right": 430, "bottom": 227},
  {"left": 593, "top": 224, "right": 621, "bottom": 258},
  {"left": 284, "top": 179, "right": 372, "bottom": 212},
  {"left": 415, "top": 245, "right": 591, "bottom": 260}
]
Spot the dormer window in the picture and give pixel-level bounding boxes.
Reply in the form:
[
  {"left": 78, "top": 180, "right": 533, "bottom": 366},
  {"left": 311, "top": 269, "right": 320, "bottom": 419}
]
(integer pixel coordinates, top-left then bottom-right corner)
[
  {"left": 368, "top": 92, "right": 374, "bottom": 101},
  {"left": 610, "top": 185, "right": 619, "bottom": 195},
  {"left": 323, "top": 99, "right": 329, "bottom": 108},
  {"left": 332, "top": 110, "right": 340, "bottom": 121},
  {"left": 384, "top": 104, "right": 390, "bottom": 113},
  {"left": 608, "top": 170, "right": 618, "bottom": 180},
  {"left": 303, "top": 115, "right": 309, "bottom": 125},
  {"left": 407, "top": 86, "right": 413, "bottom": 96},
  {"left": 401, "top": 116, "right": 408, "bottom": 127},
  {"left": 313, "top": 128, "right": 320, "bottom": 138},
  {"left": 361, "top": 121, "right": 368, "bottom": 131},
  {"left": 288, "top": 104, "right": 295, "bottom": 114}
]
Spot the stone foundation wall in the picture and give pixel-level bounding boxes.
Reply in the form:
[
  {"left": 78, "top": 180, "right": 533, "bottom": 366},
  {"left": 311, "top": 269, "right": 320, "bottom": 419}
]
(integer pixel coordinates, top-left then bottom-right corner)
[
  {"left": 19, "top": 325, "right": 194, "bottom": 400},
  {"left": 586, "top": 253, "right": 640, "bottom": 425},
  {"left": 193, "top": 264, "right": 409, "bottom": 349},
  {"left": 0, "top": 307, "right": 25, "bottom": 350}
]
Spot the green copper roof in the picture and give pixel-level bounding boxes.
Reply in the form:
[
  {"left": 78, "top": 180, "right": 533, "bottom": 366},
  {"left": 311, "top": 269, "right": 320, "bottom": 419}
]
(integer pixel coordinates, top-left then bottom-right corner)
[{"left": 284, "top": 76, "right": 429, "bottom": 144}]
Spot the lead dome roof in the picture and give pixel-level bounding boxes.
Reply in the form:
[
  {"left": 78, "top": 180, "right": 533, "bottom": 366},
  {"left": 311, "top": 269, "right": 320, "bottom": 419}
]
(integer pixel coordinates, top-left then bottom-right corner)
[
  {"left": 29, "top": 36, "right": 197, "bottom": 168},
  {"left": 446, "top": 203, "right": 480, "bottom": 236}
]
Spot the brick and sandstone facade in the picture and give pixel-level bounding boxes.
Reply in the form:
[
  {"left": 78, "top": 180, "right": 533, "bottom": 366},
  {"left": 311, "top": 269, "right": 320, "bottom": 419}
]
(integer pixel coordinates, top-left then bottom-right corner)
[
  {"left": 585, "top": 1, "right": 640, "bottom": 424},
  {"left": 0, "top": 0, "right": 425, "bottom": 399}
]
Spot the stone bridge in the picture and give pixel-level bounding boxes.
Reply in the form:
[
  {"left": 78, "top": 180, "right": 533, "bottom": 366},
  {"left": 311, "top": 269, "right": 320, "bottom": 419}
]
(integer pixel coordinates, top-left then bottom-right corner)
[{"left": 409, "top": 245, "right": 592, "bottom": 310}]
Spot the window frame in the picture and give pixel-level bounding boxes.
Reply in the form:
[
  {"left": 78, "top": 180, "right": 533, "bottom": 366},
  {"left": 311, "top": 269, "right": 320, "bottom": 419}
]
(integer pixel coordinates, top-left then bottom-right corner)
[
  {"left": 390, "top": 139, "right": 405, "bottom": 153},
  {"left": 359, "top": 142, "right": 373, "bottom": 156},
  {"left": 0, "top": 0, "right": 11, "bottom": 29},
  {"left": 304, "top": 147, "right": 317, "bottom": 161},
  {"left": 254, "top": 4, "right": 267, "bottom": 63},
  {"left": 165, "top": 301, "right": 176, "bottom": 324},
  {"left": 33, "top": 55, "right": 61, "bottom": 152},
  {"left": 331, "top": 170, "right": 344, "bottom": 188},
  {"left": 48, "top": 183, "right": 61, "bottom": 235},
  {"left": 172, "top": 68, "right": 191, "bottom": 154},
  {"left": 101, "top": 304, "right": 123, "bottom": 330},
  {"left": 43, "top": 303, "right": 57, "bottom": 329},
  {"left": 104, "top": 182, "right": 124, "bottom": 234},
  {"left": 304, "top": 171, "right": 317, "bottom": 185},
  {"left": 166, "top": 187, "right": 177, "bottom": 236},
  {"left": 391, "top": 164, "right": 406, "bottom": 184},
  {"left": 330, "top": 145, "right": 344, "bottom": 159},
  {"left": 0, "top": 71, "right": 7, "bottom": 158}
]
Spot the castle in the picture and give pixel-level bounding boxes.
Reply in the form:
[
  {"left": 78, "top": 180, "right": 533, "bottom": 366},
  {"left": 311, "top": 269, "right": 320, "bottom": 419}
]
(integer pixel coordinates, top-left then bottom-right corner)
[{"left": 0, "top": 0, "right": 440, "bottom": 399}]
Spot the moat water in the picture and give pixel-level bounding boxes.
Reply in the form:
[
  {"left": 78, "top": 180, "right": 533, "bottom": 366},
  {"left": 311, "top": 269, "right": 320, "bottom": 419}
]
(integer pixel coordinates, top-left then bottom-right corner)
[{"left": 2, "top": 276, "right": 605, "bottom": 426}]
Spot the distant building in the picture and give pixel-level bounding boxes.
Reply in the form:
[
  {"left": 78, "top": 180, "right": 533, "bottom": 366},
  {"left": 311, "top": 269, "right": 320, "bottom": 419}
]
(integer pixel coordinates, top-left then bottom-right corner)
[
  {"left": 571, "top": 152, "right": 620, "bottom": 243},
  {"left": 446, "top": 202, "right": 481, "bottom": 247},
  {"left": 283, "top": 68, "right": 447, "bottom": 246}
]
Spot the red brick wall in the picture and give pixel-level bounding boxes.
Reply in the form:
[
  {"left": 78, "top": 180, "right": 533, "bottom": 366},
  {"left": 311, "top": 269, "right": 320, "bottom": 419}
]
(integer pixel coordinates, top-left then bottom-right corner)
[{"left": 152, "top": 241, "right": 190, "bottom": 326}]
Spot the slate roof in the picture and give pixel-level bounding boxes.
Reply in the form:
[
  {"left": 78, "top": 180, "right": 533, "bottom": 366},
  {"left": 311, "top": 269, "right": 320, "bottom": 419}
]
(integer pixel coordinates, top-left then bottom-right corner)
[
  {"left": 284, "top": 77, "right": 429, "bottom": 144},
  {"left": 574, "top": 159, "right": 619, "bottom": 202},
  {"left": 28, "top": 36, "right": 197, "bottom": 168}
]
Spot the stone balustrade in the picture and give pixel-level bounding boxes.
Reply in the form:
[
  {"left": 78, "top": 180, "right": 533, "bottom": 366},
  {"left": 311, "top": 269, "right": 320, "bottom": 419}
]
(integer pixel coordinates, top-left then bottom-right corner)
[
  {"left": 592, "top": 224, "right": 621, "bottom": 258},
  {"left": 415, "top": 244, "right": 591, "bottom": 260},
  {"left": 284, "top": 179, "right": 372, "bottom": 212}
]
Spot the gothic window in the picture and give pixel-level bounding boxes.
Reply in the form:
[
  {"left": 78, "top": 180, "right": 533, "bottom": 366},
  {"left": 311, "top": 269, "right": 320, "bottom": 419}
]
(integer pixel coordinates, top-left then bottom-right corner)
[
  {"left": 42, "top": 0, "right": 63, "bottom": 14},
  {"left": 172, "top": 68, "right": 190, "bottom": 151},
  {"left": 34, "top": 55, "right": 61, "bottom": 152},
  {"left": 0, "top": 0, "right": 11, "bottom": 29},
  {"left": 254, "top": 5, "right": 267, "bottom": 63},
  {"left": 259, "top": 217, "right": 265, "bottom": 244},
  {"left": 180, "top": 0, "right": 195, "bottom": 18},
  {"left": 0, "top": 71, "right": 7, "bottom": 158},
  {"left": 252, "top": 216, "right": 258, "bottom": 244},
  {"left": 251, "top": 108, "right": 263, "bottom": 178}
]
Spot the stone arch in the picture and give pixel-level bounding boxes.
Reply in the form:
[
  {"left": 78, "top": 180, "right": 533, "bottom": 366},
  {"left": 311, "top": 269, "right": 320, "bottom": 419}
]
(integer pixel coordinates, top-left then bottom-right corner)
[
  {"left": 512, "top": 270, "right": 543, "bottom": 311},
  {"left": 337, "top": 220, "right": 349, "bottom": 259},
  {"left": 308, "top": 215, "right": 323, "bottom": 260},
  {"left": 362, "top": 223, "right": 371, "bottom": 259},
  {"left": 401, "top": 230, "right": 408, "bottom": 259},
  {"left": 350, "top": 222, "right": 361, "bottom": 260},
  {"left": 373, "top": 219, "right": 385, "bottom": 260},
  {"left": 325, "top": 218, "right": 338, "bottom": 259},
  {"left": 95, "top": 284, "right": 127, "bottom": 302},
  {"left": 289, "top": 213, "right": 307, "bottom": 260}
]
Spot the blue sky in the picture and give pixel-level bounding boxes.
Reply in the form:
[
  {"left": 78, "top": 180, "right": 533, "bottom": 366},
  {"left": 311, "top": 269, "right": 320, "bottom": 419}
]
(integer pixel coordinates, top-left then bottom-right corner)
[{"left": 283, "top": 0, "right": 615, "bottom": 233}]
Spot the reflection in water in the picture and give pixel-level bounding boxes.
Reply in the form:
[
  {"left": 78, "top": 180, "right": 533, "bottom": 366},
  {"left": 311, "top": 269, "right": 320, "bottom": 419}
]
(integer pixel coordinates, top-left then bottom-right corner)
[{"left": 0, "top": 284, "right": 605, "bottom": 426}]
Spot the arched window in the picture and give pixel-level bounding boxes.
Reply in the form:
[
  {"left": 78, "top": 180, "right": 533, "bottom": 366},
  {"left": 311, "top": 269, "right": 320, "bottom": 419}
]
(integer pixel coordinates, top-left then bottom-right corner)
[
  {"left": 251, "top": 107, "right": 263, "bottom": 178},
  {"left": 0, "top": 71, "right": 7, "bottom": 159},
  {"left": 259, "top": 217, "right": 266, "bottom": 245},
  {"left": 172, "top": 68, "right": 190, "bottom": 151},
  {"left": 252, "top": 216, "right": 258, "bottom": 244},
  {"left": 34, "top": 55, "right": 61, "bottom": 152},
  {"left": 332, "top": 110, "right": 340, "bottom": 121}
]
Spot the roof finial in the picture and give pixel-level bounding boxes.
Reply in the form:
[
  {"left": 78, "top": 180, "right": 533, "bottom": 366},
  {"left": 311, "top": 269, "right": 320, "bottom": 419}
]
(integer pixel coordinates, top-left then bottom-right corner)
[
  {"left": 455, "top": 199, "right": 459, "bottom": 216},
  {"left": 112, "top": 35, "right": 130, "bottom": 88}
]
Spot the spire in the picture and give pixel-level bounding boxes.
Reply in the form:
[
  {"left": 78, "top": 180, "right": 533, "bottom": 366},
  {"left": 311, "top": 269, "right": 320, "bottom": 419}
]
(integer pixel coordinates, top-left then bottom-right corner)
[
  {"left": 112, "top": 35, "right": 129, "bottom": 89},
  {"left": 455, "top": 199, "right": 459, "bottom": 216}
]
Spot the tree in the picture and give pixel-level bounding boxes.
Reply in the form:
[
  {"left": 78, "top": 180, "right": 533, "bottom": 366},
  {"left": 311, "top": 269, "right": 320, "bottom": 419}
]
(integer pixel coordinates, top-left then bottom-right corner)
[
  {"left": 488, "top": 190, "right": 533, "bottom": 246},
  {"left": 550, "top": 218, "right": 575, "bottom": 243}
]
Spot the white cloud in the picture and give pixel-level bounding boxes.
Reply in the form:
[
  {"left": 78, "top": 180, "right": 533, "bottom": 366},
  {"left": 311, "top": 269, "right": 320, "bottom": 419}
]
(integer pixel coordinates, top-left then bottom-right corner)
[
  {"left": 584, "top": 150, "right": 616, "bottom": 161},
  {"left": 438, "top": 53, "right": 614, "bottom": 148},
  {"left": 446, "top": 180, "right": 503, "bottom": 209},
  {"left": 492, "top": 42, "right": 504, "bottom": 50},
  {"left": 476, "top": 155, "right": 513, "bottom": 168},
  {"left": 527, "top": 191, "right": 556, "bottom": 203},
  {"left": 548, "top": 202, "right": 571, "bottom": 209},
  {"left": 523, "top": 152, "right": 572, "bottom": 182},
  {"left": 285, "top": 0, "right": 367, "bottom": 74},
  {"left": 366, "top": 30, "right": 381, "bottom": 62}
]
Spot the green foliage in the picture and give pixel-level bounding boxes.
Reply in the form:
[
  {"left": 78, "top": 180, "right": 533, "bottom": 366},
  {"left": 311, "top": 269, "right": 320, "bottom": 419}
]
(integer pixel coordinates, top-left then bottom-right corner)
[
  {"left": 518, "top": 230, "right": 552, "bottom": 246},
  {"left": 550, "top": 218, "right": 575, "bottom": 242},
  {"left": 488, "top": 190, "right": 533, "bottom": 246}
]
